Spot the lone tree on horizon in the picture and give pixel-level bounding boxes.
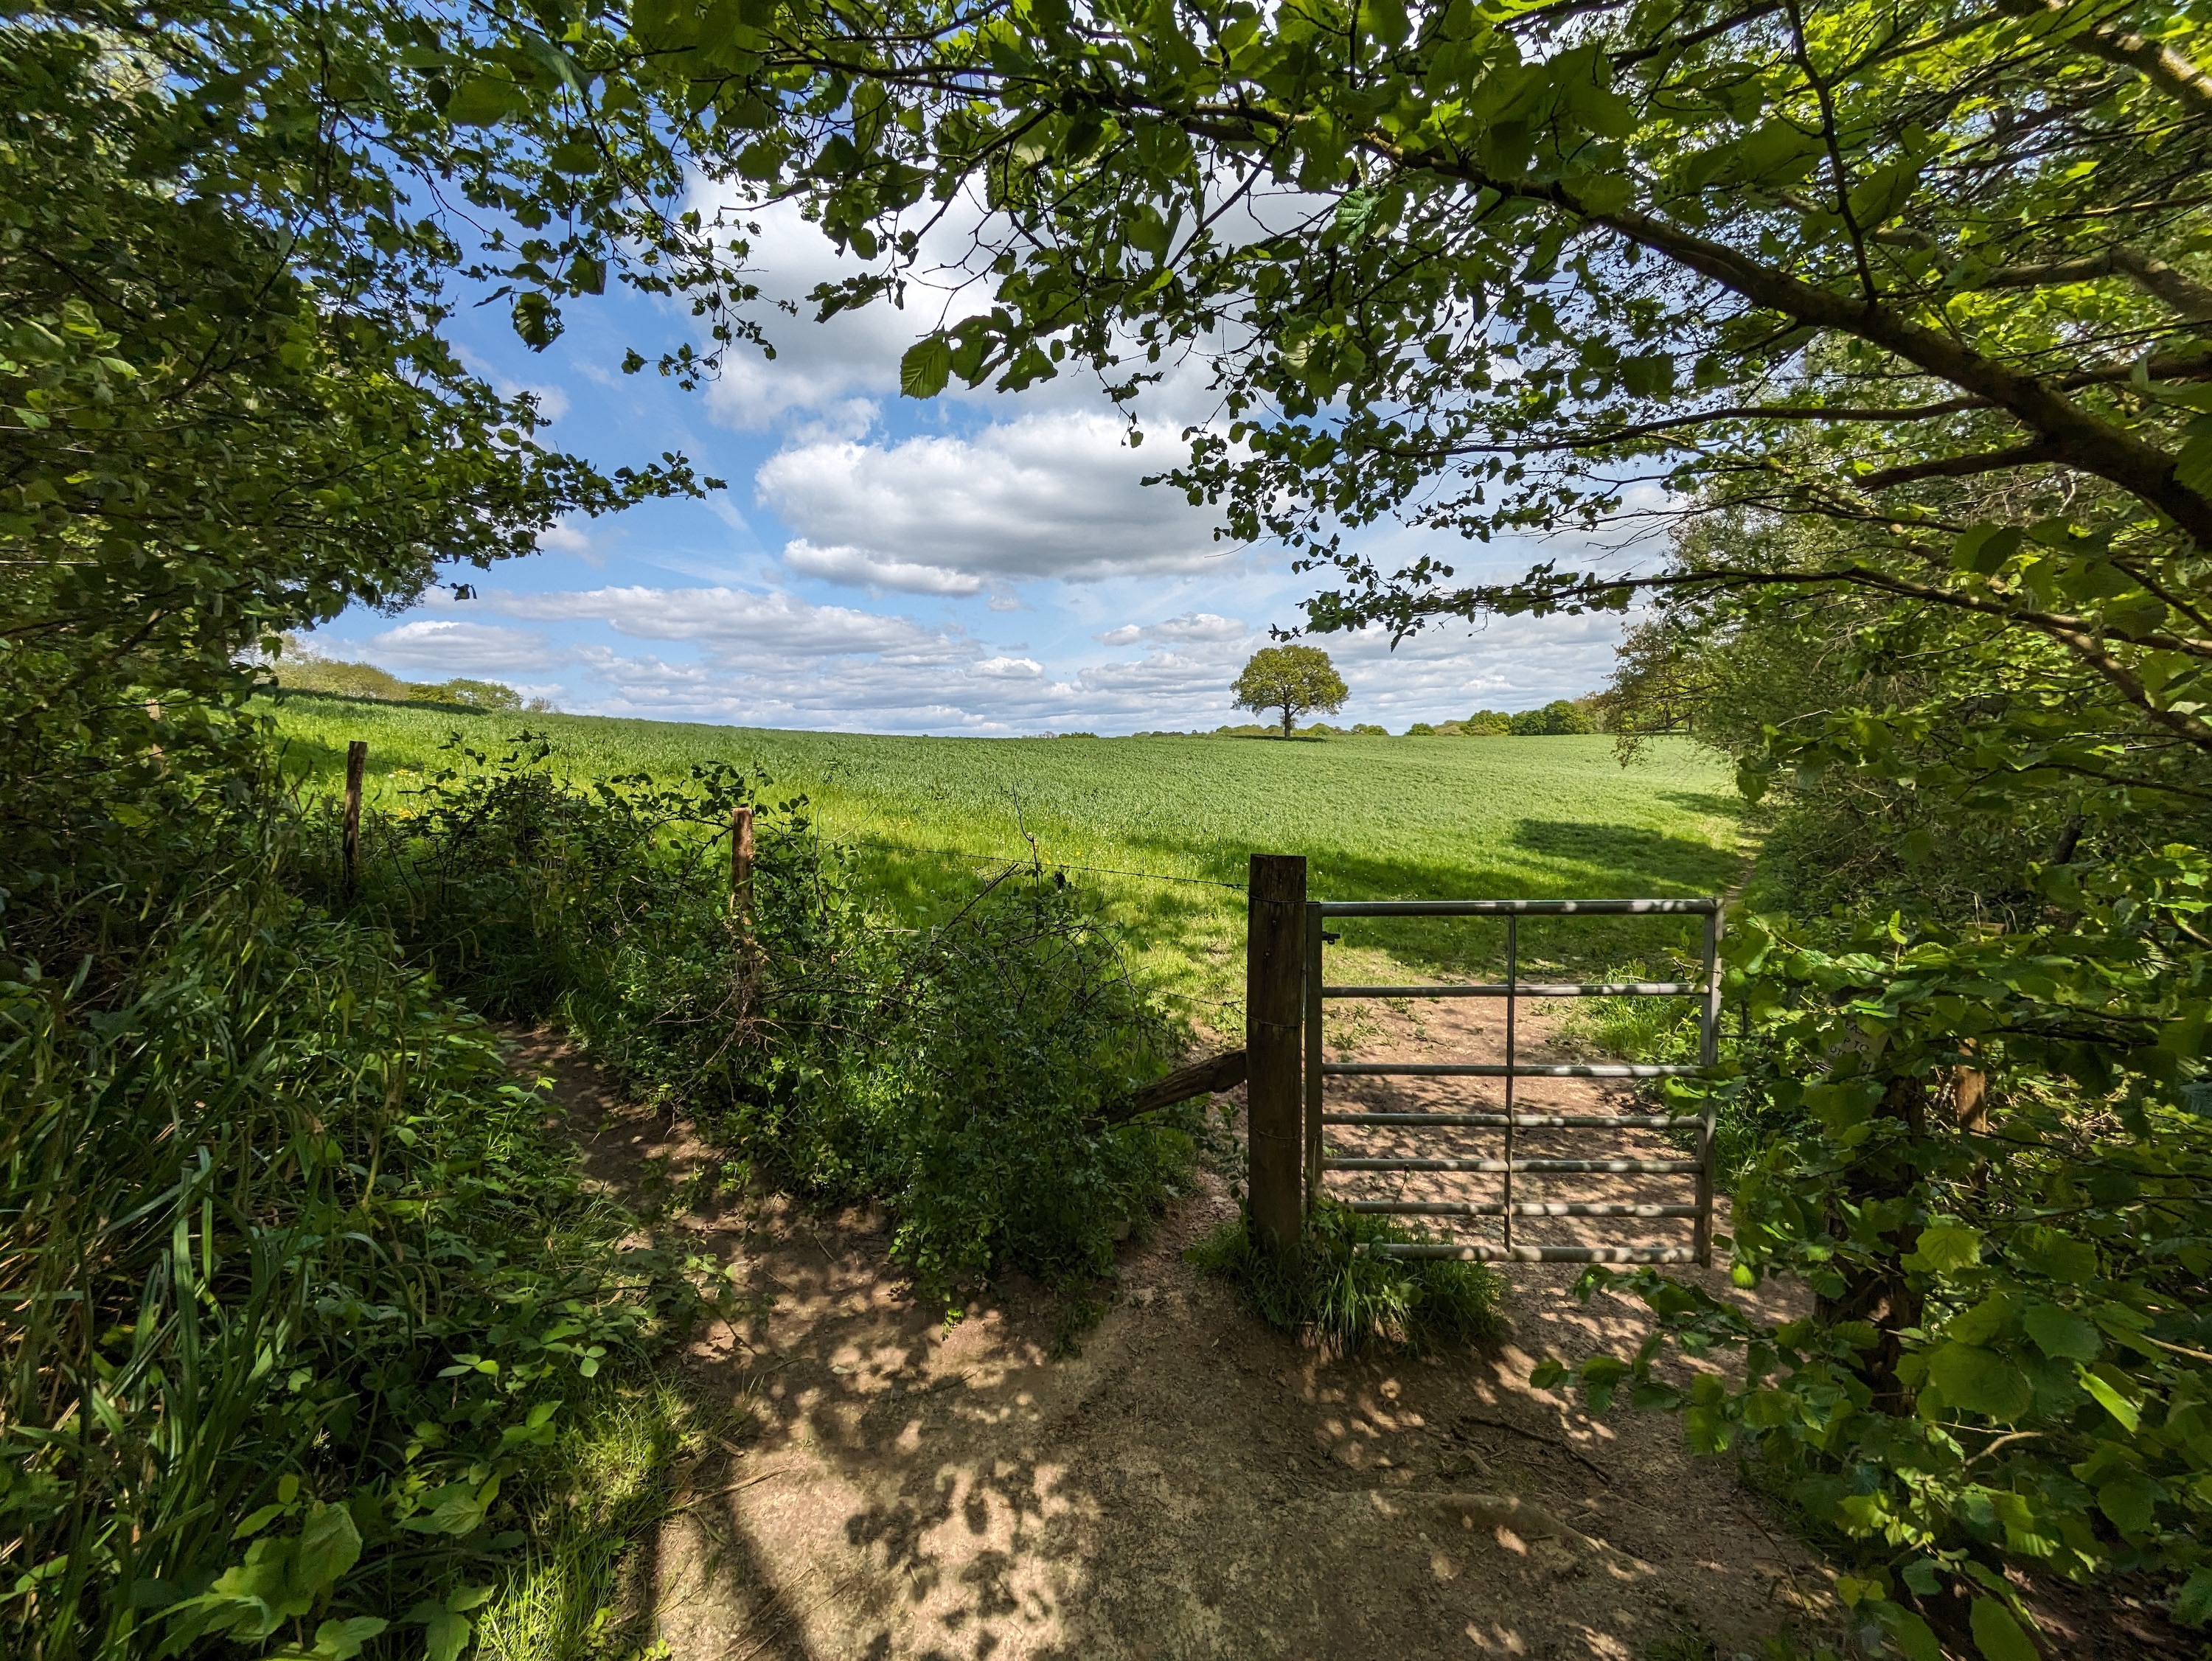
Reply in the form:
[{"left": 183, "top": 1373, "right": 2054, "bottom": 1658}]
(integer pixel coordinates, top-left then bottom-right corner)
[{"left": 1233, "top": 644, "right": 1348, "bottom": 738}]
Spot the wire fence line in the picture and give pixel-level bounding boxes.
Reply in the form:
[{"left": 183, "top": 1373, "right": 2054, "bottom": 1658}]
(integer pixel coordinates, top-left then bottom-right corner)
[{"left": 835, "top": 834, "right": 1251, "bottom": 894}]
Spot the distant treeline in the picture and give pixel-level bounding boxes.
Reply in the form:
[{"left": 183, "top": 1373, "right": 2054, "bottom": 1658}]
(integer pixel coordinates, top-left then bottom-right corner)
[
  {"left": 1131, "top": 694, "right": 1608, "bottom": 739},
  {"left": 266, "top": 644, "right": 551, "bottom": 711}
]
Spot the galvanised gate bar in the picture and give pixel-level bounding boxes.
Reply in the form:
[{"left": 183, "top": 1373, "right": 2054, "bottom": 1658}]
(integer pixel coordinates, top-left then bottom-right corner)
[{"left": 1303, "top": 896, "right": 1725, "bottom": 1267}]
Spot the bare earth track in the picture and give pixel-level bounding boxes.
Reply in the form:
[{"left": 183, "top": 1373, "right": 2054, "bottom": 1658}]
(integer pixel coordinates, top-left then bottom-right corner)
[{"left": 509, "top": 997, "right": 1837, "bottom": 1661}]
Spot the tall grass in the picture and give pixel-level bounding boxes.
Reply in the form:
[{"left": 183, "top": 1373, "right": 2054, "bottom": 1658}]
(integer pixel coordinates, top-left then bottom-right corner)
[
  {"left": 1186, "top": 1204, "right": 1505, "bottom": 1354},
  {"left": 1, "top": 812, "right": 698, "bottom": 1660}
]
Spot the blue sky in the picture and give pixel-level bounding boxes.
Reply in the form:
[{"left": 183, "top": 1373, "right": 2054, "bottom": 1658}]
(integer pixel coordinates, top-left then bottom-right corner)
[{"left": 305, "top": 197, "right": 1630, "bottom": 735}]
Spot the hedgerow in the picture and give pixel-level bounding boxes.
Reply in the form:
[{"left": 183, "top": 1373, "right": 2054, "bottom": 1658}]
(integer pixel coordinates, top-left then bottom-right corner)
[{"left": 306, "top": 734, "right": 1204, "bottom": 1299}]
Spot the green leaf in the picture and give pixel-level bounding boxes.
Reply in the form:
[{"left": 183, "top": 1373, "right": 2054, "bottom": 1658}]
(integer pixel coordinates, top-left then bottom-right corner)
[
  {"left": 2020, "top": 1303, "right": 2099, "bottom": 1362},
  {"left": 443, "top": 76, "right": 521, "bottom": 125},
  {"left": 2078, "top": 1366, "right": 2140, "bottom": 1432},
  {"left": 2177, "top": 431, "right": 2212, "bottom": 497},
  {"left": 1952, "top": 523, "right": 2023, "bottom": 574},
  {"left": 1885, "top": 1604, "right": 1945, "bottom": 1661},
  {"left": 310, "top": 1616, "right": 389, "bottom": 1660},
  {"left": 412, "top": 1602, "right": 473, "bottom": 1661},
  {"left": 1909, "top": 1223, "right": 1983, "bottom": 1271},
  {"left": 2174, "top": 1569, "right": 2212, "bottom": 1627},
  {"left": 2096, "top": 1475, "right": 2161, "bottom": 1536},
  {"left": 1926, "top": 1343, "right": 2033, "bottom": 1421},
  {"left": 293, "top": 1502, "right": 364, "bottom": 1594},
  {"left": 232, "top": 1502, "right": 288, "bottom": 1539},
  {"left": 1970, "top": 1598, "right": 2040, "bottom": 1661},
  {"left": 2015, "top": 1228, "right": 2097, "bottom": 1285},
  {"left": 900, "top": 335, "right": 951, "bottom": 399}
]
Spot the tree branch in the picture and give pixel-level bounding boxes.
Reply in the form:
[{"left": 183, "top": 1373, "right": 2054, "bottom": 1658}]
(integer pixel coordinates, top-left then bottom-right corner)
[
  {"left": 1856, "top": 440, "right": 2067, "bottom": 489},
  {"left": 1972, "top": 246, "right": 2212, "bottom": 321},
  {"left": 1994, "top": 0, "right": 2212, "bottom": 116}
]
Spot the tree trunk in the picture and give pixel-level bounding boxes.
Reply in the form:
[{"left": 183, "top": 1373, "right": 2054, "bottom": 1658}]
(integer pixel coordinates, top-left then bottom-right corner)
[
  {"left": 1814, "top": 1073, "right": 1928, "bottom": 1414},
  {"left": 1281, "top": 703, "right": 1294, "bottom": 738}
]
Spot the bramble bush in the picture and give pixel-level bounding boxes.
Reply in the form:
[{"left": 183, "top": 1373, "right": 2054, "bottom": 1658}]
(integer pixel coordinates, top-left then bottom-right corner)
[
  {"left": 1536, "top": 888, "right": 2212, "bottom": 1660},
  {"left": 310, "top": 734, "right": 1204, "bottom": 1298}
]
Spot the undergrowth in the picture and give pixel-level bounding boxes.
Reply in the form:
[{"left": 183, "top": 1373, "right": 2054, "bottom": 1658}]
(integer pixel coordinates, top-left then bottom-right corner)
[
  {"left": 1, "top": 803, "right": 708, "bottom": 1660},
  {"left": 1187, "top": 1202, "right": 1505, "bottom": 1354},
  {"left": 304, "top": 731, "right": 1203, "bottom": 1299}
]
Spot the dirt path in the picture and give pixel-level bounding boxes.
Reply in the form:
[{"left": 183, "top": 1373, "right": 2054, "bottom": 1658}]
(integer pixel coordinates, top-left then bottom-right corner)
[{"left": 509, "top": 1000, "right": 1833, "bottom": 1661}]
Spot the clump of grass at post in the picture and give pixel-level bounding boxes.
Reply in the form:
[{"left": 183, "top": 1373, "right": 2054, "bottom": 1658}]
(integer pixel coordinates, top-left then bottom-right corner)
[{"left": 1188, "top": 1202, "right": 1503, "bottom": 1354}]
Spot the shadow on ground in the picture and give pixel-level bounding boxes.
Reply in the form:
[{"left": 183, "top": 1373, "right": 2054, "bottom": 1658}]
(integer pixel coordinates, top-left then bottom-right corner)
[{"left": 510, "top": 1023, "right": 1831, "bottom": 1661}]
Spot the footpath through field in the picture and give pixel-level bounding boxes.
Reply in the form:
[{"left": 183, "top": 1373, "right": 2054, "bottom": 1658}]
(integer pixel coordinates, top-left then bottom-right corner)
[{"left": 518, "top": 1000, "right": 1834, "bottom": 1661}]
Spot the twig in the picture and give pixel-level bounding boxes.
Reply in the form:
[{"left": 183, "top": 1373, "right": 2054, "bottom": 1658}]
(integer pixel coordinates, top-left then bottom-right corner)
[
  {"left": 1454, "top": 1413, "right": 1613, "bottom": 1484},
  {"left": 675, "top": 1465, "right": 795, "bottom": 1510}
]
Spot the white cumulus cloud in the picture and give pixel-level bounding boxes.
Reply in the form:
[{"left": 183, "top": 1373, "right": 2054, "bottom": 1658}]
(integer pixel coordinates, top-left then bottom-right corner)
[
  {"left": 756, "top": 411, "right": 1232, "bottom": 591},
  {"left": 782, "top": 540, "right": 984, "bottom": 596},
  {"left": 1098, "top": 611, "right": 1248, "bottom": 647},
  {"left": 366, "top": 620, "right": 560, "bottom": 676}
]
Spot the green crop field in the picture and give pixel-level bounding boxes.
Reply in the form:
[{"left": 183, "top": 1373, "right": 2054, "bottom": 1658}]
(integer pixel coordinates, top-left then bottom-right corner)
[{"left": 267, "top": 694, "right": 1754, "bottom": 1024}]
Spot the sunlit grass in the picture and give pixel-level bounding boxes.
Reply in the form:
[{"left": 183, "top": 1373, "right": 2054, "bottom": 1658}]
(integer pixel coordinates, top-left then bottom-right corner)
[
  {"left": 265, "top": 693, "right": 1753, "bottom": 1019},
  {"left": 477, "top": 1373, "right": 746, "bottom": 1661},
  {"left": 1187, "top": 1202, "right": 1506, "bottom": 1354}
]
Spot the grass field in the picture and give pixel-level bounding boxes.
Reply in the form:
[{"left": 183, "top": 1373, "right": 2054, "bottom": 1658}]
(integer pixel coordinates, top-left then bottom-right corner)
[{"left": 267, "top": 694, "right": 1753, "bottom": 1025}]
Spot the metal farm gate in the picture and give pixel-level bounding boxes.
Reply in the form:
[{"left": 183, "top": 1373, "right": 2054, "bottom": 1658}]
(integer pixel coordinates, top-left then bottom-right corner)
[
  {"left": 1236, "top": 857, "right": 1724, "bottom": 1269},
  {"left": 1304, "top": 896, "right": 1722, "bottom": 1266}
]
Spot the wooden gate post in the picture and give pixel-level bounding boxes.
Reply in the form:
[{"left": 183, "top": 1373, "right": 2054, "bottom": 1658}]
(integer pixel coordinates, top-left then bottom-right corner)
[
  {"left": 1247, "top": 854, "right": 1307, "bottom": 1256},
  {"left": 342, "top": 740, "right": 367, "bottom": 900}
]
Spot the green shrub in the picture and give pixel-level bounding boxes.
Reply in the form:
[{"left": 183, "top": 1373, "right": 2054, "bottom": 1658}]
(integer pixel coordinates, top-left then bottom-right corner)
[
  {"left": 1404, "top": 721, "right": 1436, "bottom": 736},
  {"left": 268, "top": 644, "right": 537, "bottom": 711},
  {"left": 313, "top": 734, "right": 1198, "bottom": 1298},
  {"left": 1461, "top": 710, "right": 1512, "bottom": 735},
  {"left": 1187, "top": 1202, "right": 1504, "bottom": 1354}
]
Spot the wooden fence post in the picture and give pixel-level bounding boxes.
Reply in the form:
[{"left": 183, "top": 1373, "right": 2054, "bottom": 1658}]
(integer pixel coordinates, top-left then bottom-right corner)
[
  {"left": 343, "top": 740, "right": 366, "bottom": 899},
  {"left": 730, "top": 804, "right": 755, "bottom": 922},
  {"left": 1247, "top": 853, "right": 1307, "bottom": 1256}
]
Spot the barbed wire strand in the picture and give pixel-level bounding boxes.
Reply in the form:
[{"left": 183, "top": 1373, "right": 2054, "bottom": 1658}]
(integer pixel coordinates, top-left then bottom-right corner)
[{"left": 835, "top": 835, "right": 1248, "bottom": 893}]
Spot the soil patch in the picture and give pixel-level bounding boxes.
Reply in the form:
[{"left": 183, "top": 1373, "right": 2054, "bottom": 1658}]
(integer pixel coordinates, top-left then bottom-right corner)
[{"left": 507, "top": 997, "right": 1832, "bottom": 1661}]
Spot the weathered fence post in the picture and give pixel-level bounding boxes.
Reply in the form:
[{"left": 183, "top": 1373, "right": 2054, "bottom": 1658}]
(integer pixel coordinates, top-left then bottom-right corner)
[
  {"left": 730, "top": 804, "right": 755, "bottom": 921},
  {"left": 1247, "top": 853, "right": 1307, "bottom": 1256},
  {"left": 731, "top": 804, "right": 758, "bottom": 1023},
  {"left": 1694, "top": 906, "right": 1723, "bottom": 1268},
  {"left": 343, "top": 740, "right": 367, "bottom": 899}
]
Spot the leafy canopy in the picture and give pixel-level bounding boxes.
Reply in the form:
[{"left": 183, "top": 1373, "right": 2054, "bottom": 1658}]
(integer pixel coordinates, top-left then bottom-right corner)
[{"left": 1231, "top": 644, "right": 1349, "bottom": 734}]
